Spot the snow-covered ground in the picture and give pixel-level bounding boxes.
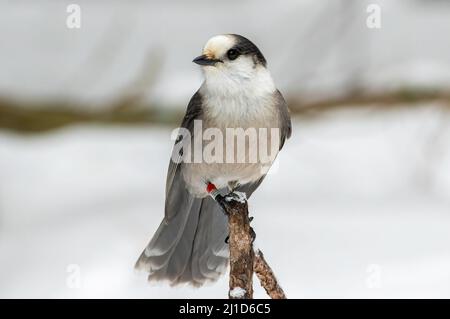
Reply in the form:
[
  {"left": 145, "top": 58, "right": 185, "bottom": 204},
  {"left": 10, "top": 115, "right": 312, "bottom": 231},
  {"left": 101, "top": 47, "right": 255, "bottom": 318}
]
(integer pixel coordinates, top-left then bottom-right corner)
[{"left": 1, "top": 103, "right": 450, "bottom": 298}]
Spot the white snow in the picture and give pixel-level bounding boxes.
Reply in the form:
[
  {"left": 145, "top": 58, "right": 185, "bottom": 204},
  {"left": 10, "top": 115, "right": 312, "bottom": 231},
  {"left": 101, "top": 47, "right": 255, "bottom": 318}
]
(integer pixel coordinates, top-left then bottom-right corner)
[
  {"left": 225, "top": 191, "right": 247, "bottom": 204},
  {"left": 229, "top": 287, "right": 247, "bottom": 298},
  {"left": 0, "top": 103, "right": 450, "bottom": 298}
]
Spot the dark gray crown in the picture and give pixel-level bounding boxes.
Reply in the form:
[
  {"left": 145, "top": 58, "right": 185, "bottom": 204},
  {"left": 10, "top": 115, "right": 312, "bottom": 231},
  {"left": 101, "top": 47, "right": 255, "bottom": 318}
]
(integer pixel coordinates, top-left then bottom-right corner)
[{"left": 229, "top": 34, "right": 267, "bottom": 67}]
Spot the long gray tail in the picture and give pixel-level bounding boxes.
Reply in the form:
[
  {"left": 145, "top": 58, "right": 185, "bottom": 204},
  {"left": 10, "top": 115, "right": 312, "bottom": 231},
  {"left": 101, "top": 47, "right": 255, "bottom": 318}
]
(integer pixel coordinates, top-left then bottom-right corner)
[{"left": 135, "top": 196, "right": 229, "bottom": 286}]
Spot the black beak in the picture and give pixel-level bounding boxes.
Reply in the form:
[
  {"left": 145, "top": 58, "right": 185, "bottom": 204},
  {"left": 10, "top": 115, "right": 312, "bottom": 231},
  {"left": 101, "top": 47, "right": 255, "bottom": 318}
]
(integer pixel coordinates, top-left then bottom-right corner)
[{"left": 192, "top": 54, "right": 222, "bottom": 66}]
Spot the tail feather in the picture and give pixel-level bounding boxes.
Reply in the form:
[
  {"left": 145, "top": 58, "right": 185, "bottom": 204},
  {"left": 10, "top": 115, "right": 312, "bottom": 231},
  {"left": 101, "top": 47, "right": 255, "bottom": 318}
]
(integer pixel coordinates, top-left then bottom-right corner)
[
  {"left": 163, "top": 199, "right": 202, "bottom": 282},
  {"left": 134, "top": 195, "right": 198, "bottom": 274},
  {"left": 135, "top": 195, "right": 228, "bottom": 286},
  {"left": 192, "top": 198, "right": 228, "bottom": 282}
]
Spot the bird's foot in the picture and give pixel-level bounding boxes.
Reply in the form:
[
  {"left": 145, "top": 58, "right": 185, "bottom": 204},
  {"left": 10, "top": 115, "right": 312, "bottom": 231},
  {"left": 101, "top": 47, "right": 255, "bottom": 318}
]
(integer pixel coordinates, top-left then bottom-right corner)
[
  {"left": 206, "top": 182, "right": 247, "bottom": 214},
  {"left": 215, "top": 191, "right": 247, "bottom": 214},
  {"left": 224, "top": 191, "right": 247, "bottom": 203}
]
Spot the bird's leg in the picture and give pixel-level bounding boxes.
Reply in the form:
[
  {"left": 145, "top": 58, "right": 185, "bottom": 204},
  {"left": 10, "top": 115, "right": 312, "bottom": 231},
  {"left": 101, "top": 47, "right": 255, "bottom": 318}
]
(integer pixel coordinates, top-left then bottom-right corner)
[
  {"left": 223, "top": 180, "right": 245, "bottom": 205},
  {"left": 206, "top": 182, "right": 221, "bottom": 200},
  {"left": 225, "top": 180, "right": 247, "bottom": 203},
  {"left": 227, "top": 180, "right": 240, "bottom": 192},
  {"left": 206, "top": 182, "right": 228, "bottom": 213}
]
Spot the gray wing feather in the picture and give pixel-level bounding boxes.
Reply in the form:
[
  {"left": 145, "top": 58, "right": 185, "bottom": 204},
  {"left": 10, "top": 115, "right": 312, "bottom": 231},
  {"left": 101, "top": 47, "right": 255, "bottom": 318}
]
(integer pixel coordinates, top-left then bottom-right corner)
[
  {"left": 165, "top": 91, "right": 203, "bottom": 220},
  {"left": 275, "top": 89, "right": 292, "bottom": 150},
  {"left": 136, "top": 90, "right": 229, "bottom": 285}
]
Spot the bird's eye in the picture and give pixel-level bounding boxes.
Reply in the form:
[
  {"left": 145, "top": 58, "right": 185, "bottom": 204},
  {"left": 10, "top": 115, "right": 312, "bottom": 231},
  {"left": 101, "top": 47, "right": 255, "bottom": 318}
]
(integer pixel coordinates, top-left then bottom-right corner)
[{"left": 227, "top": 49, "right": 240, "bottom": 60}]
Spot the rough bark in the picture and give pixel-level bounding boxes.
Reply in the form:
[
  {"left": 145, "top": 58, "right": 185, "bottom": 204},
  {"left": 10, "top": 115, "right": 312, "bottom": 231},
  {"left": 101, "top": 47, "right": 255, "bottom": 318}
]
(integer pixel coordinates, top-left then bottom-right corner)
[
  {"left": 225, "top": 198, "right": 254, "bottom": 299},
  {"left": 212, "top": 189, "right": 287, "bottom": 299},
  {"left": 254, "top": 249, "right": 287, "bottom": 299}
]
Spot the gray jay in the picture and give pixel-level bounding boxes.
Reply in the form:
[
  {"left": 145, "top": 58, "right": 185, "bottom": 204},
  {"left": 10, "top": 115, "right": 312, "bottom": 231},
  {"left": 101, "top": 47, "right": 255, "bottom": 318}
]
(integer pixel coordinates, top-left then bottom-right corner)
[{"left": 135, "top": 34, "right": 291, "bottom": 286}]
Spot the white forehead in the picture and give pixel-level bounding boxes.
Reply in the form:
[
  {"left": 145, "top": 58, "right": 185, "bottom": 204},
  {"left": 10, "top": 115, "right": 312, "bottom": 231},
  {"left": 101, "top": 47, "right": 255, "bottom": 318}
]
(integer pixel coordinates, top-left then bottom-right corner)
[{"left": 203, "top": 35, "right": 235, "bottom": 57}]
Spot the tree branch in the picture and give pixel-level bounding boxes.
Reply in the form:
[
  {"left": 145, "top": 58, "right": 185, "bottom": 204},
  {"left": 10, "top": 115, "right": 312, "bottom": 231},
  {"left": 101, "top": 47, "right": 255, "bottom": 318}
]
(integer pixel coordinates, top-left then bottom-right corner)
[
  {"left": 207, "top": 184, "right": 286, "bottom": 299},
  {"left": 224, "top": 195, "right": 254, "bottom": 299},
  {"left": 254, "top": 249, "right": 286, "bottom": 299}
]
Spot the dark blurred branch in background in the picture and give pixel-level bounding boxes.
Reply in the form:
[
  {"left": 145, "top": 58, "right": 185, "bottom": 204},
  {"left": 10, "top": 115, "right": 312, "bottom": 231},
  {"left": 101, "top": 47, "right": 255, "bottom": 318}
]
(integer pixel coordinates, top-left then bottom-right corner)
[
  {"left": 288, "top": 88, "right": 450, "bottom": 116},
  {"left": 1, "top": 88, "right": 449, "bottom": 133},
  {"left": 0, "top": 47, "right": 167, "bottom": 133},
  {"left": 0, "top": 97, "right": 183, "bottom": 133}
]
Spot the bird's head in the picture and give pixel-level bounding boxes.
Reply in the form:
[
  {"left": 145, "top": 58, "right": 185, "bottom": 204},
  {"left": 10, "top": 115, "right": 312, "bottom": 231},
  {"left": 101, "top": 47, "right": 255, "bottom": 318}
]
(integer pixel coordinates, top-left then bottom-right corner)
[{"left": 193, "top": 34, "right": 270, "bottom": 89}]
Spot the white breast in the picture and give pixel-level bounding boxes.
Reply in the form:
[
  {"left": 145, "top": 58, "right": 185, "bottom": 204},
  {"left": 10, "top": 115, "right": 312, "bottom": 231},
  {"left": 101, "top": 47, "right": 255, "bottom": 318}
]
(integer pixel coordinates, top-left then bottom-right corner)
[
  {"left": 182, "top": 66, "right": 281, "bottom": 197},
  {"left": 200, "top": 64, "right": 277, "bottom": 127}
]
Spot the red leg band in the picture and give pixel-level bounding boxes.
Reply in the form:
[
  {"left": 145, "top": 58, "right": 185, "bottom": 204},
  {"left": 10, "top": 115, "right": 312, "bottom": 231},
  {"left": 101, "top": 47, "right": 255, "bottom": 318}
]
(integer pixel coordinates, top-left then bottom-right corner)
[
  {"left": 206, "top": 182, "right": 220, "bottom": 199},
  {"left": 206, "top": 183, "right": 216, "bottom": 193}
]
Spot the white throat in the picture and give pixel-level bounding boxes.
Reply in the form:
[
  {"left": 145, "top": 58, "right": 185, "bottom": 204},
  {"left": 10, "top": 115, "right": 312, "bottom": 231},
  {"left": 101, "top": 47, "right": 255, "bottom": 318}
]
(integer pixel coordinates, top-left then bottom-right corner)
[{"left": 200, "top": 64, "right": 276, "bottom": 123}]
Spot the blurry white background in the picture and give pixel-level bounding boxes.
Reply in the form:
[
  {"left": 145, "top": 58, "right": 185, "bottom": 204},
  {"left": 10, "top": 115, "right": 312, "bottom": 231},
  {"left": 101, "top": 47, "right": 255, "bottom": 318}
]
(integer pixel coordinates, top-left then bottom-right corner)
[{"left": 0, "top": 0, "right": 450, "bottom": 298}]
